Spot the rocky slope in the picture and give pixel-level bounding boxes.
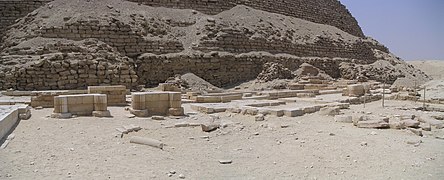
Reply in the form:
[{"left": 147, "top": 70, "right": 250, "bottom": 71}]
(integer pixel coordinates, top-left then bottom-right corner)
[{"left": 0, "top": 0, "right": 430, "bottom": 90}]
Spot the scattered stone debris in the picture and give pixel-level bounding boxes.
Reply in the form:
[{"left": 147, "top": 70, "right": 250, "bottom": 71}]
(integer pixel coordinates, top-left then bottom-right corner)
[
  {"left": 115, "top": 124, "right": 142, "bottom": 137},
  {"left": 201, "top": 123, "right": 220, "bottom": 132},
  {"left": 256, "top": 62, "right": 294, "bottom": 82}
]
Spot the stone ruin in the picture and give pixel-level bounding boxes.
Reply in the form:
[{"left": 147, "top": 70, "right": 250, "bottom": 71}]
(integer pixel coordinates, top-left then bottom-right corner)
[{"left": 0, "top": 3, "right": 443, "bottom": 178}]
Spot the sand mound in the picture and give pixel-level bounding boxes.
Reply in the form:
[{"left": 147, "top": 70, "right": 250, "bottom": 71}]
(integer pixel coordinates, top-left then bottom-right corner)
[{"left": 179, "top": 73, "right": 222, "bottom": 93}]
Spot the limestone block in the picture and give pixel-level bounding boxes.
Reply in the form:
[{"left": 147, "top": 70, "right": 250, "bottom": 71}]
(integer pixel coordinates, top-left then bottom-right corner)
[
  {"left": 169, "top": 100, "right": 182, "bottom": 108},
  {"left": 348, "top": 84, "right": 365, "bottom": 97},
  {"left": 94, "top": 103, "right": 108, "bottom": 111},
  {"left": 303, "top": 107, "right": 316, "bottom": 114},
  {"left": 334, "top": 115, "right": 353, "bottom": 123},
  {"left": 53, "top": 96, "right": 68, "bottom": 113},
  {"left": 196, "top": 96, "right": 221, "bottom": 103},
  {"left": 169, "top": 92, "right": 182, "bottom": 101},
  {"left": 269, "top": 109, "right": 284, "bottom": 117},
  {"left": 319, "top": 107, "right": 340, "bottom": 116},
  {"left": 284, "top": 109, "right": 304, "bottom": 117},
  {"left": 169, "top": 107, "right": 184, "bottom": 116},
  {"left": 159, "top": 83, "right": 181, "bottom": 92},
  {"left": 401, "top": 120, "right": 420, "bottom": 128},
  {"left": 357, "top": 120, "right": 389, "bottom": 129}
]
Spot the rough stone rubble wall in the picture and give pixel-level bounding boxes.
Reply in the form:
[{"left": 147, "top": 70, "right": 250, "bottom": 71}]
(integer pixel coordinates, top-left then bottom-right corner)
[
  {"left": 0, "top": 0, "right": 51, "bottom": 42},
  {"left": 128, "top": 0, "right": 364, "bottom": 37},
  {"left": 0, "top": 0, "right": 364, "bottom": 41},
  {"left": 135, "top": 53, "right": 365, "bottom": 87}
]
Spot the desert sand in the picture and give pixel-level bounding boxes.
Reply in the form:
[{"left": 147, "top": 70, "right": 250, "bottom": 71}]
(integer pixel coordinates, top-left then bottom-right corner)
[{"left": 1, "top": 99, "right": 444, "bottom": 179}]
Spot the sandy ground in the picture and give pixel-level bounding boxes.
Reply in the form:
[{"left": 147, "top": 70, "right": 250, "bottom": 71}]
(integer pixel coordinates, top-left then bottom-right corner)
[{"left": 1, "top": 99, "right": 443, "bottom": 179}]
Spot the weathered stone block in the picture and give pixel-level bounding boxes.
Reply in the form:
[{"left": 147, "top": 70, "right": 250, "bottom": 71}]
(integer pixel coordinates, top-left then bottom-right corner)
[
  {"left": 357, "top": 120, "right": 389, "bottom": 129},
  {"left": 335, "top": 115, "right": 353, "bottom": 123},
  {"left": 347, "top": 84, "right": 365, "bottom": 97},
  {"left": 284, "top": 109, "right": 304, "bottom": 117}
]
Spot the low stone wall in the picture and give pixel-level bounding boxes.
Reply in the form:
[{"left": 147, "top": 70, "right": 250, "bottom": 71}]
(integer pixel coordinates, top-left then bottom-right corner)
[
  {"left": 87, "top": 85, "right": 127, "bottom": 106},
  {"left": 0, "top": 104, "right": 29, "bottom": 141},
  {"left": 52, "top": 94, "right": 110, "bottom": 118},
  {"left": 130, "top": 92, "right": 183, "bottom": 117},
  {"left": 0, "top": 106, "right": 19, "bottom": 141},
  {"left": 30, "top": 90, "right": 87, "bottom": 108}
]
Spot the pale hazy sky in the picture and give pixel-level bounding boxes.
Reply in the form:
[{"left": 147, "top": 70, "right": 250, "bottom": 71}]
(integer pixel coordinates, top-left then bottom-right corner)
[{"left": 340, "top": 0, "right": 444, "bottom": 60}]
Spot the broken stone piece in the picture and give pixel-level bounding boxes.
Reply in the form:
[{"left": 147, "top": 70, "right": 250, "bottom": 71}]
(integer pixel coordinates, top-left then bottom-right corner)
[
  {"left": 334, "top": 115, "right": 353, "bottom": 123},
  {"left": 408, "top": 128, "right": 423, "bottom": 137},
  {"left": 201, "top": 123, "right": 219, "bottom": 132},
  {"left": 152, "top": 116, "right": 165, "bottom": 120},
  {"left": 255, "top": 114, "right": 265, "bottom": 121},
  {"left": 357, "top": 120, "right": 389, "bottom": 129},
  {"left": 219, "top": 159, "right": 232, "bottom": 164},
  {"left": 401, "top": 120, "right": 420, "bottom": 128},
  {"left": 319, "top": 107, "right": 340, "bottom": 116},
  {"left": 130, "top": 136, "right": 164, "bottom": 149},
  {"left": 129, "top": 109, "right": 148, "bottom": 117}
]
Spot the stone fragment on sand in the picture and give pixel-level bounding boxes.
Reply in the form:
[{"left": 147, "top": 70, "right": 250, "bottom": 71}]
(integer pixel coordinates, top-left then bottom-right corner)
[
  {"left": 419, "top": 123, "right": 431, "bottom": 131},
  {"left": 178, "top": 174, "right": 185, "bottom": 179},
  {"left": 408, "top": 128, "right": 423, "bottom": 137},
  {"left": 407, "top": 140, "right": 422, "bottom": 145},
  {"left": 352, "top": 115, "right": 364, "bottom": 126},
  {"left": 219, "top": 159, "right": 233, "bottom": 164},
  {"left": 152, "top": 116, "right": 165, "bottom": 120},
  {"left": 175, "top": 122, "right": 189, "bottom": 127},
  {"left": 389, "top": 119, "right": 404, "bottom": 129},
  {"left": 357, "top": 120, "right": 389, "bottom": 129},
  {"left": 334, "top": 115, "right": 353, "bottom": 123},
  {"left": 201, "top": 123, "right": 219, "bottom": 132},
  {"left": 401, "top": 120, "right": 420, "bottom": 128},
  {"left": 319, "top": 107, "right": 340, "bottom": 116},
  {"left": 126, "top": 114, "right": 136, "bottom": 118},
  {"left": 255, "top": 114, "right": 265, "bottom": 121},
  {"left": 130, "top": 136, "right": 164, "bottom": 149},
  {"left": 116, "top": 127, "right": 128, "bottom": 134}
]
